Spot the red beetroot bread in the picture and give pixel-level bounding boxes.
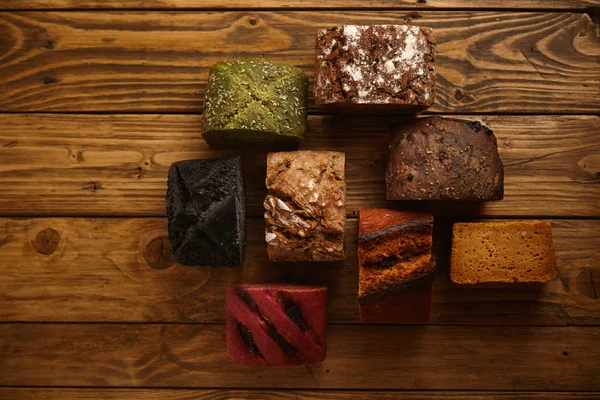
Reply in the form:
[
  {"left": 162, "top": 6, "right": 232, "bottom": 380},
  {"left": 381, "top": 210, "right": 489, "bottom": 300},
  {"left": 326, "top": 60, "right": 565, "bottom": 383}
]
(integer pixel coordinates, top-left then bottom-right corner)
[
  {"left": 358, "top": 208, "right": 436, "bottom": 323},
  {"left": 226, "top": 283, "right": 328, "bottom": 366}
]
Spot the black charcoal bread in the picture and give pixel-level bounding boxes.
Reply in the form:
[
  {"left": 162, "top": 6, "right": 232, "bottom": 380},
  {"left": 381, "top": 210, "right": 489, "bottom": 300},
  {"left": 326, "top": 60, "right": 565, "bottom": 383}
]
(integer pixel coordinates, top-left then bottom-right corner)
[
  {"left": 166, "top": 156, "right": 245, "bottom": 267},
  {"left": 202, "top": 59, "right": 308, "bottom": 147}
]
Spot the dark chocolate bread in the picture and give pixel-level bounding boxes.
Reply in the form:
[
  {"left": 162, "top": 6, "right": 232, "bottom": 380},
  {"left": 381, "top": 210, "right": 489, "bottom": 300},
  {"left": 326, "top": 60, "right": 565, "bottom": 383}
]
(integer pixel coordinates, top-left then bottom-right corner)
[
  {"left": 387, "top": 116, "right": 504, "bottom": 200},
  {"left": 166, "top": 156, "right": 245, "bottom": 267},
  {"left": 314, "top": 25, "right": 436, "bottom": 113},
  {"left": 226, "top": 283, "right": 328, "bottom": 366}
]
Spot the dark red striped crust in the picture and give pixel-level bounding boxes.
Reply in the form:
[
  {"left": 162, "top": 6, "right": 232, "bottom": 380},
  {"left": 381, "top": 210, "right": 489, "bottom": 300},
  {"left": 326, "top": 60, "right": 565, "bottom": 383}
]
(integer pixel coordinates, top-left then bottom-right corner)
[{"left": 226, "top": 283, "right": 328, "bottom": 366}]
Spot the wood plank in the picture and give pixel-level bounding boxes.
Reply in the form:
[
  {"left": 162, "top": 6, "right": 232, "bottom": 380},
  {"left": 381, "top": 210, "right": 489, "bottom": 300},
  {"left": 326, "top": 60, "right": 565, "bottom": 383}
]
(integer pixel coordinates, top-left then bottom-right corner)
[
  {"left": 1, "top": 114, "right": 598, "bottom": 218},
  {"left": 0, "top": 217, "right": 597, "bottom": 324},
  {"left": 2, "top": 388, "right": 600, "bottom": 400},
  {"left": 1, "top": 0, "right": 599, "bottom": 10},
  {"left": 1, "top": 323, "right": 598, "bottom": 390},
  {"left": 0, "top": 11, "right": 598, "bottom": 113}
]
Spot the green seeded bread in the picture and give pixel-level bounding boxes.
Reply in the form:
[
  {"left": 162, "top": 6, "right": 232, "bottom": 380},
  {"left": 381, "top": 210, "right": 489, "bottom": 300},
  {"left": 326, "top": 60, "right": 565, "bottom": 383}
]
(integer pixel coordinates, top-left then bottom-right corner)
[{"left": 203, "top": 59, "right": 308, "bottom": 147}]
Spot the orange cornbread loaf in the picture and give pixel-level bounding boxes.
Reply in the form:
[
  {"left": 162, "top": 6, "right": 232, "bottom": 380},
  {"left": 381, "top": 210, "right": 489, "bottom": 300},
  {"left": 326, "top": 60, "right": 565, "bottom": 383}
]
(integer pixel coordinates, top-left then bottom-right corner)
[{"left": 450, "top": 220, "right": 558, "bottom": 284}]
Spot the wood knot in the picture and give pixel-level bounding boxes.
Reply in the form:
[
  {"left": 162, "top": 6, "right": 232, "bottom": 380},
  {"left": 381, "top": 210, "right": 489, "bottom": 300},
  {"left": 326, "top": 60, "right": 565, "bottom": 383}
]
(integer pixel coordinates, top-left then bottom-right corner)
[
  {"left": 70, "top": 150, "right": 84, "bottom": 163},
  {"left": 454, "top": 89, "right": 464, "bottom": 101},
  {"left": 249, "top": 17, "right": 257, "bottom": 26},
  {"left": 144, "top": 236, "right": 176, "bottom": 270},
  {"left": 416, "top": 0, "right": 426, "bottom": 3},
  {"left": 82, "top": 181, "right": 102, "bottom": 192},
  {"left": 41, "top": 40, "right": 55, "bottom": 50},
  {"left": 41, "top": 76, "right": 59, "bottom": 85},
  {"left": 32, "top": 228, "right": 61, "bottom": 255}
]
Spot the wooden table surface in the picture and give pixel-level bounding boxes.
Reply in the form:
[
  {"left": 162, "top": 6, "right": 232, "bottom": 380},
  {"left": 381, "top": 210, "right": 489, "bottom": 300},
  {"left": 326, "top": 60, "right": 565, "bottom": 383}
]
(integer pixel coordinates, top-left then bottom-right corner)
[{"left": 1, "top": 1, "right": 599, "bottom": 399}]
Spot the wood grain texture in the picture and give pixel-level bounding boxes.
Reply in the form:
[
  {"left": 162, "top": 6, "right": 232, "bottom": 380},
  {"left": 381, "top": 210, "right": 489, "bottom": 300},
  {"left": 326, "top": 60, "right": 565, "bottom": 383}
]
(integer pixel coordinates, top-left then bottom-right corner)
[
  {"left": 0, "top": 217, "right": 597, "bottom": 324},
  {"left": 1, "top": 114, "right": 598, "bottom": 218},
  {"left": 1, "top": 323, "right": 598, "bottom": 390},
  {"left": 2, "top": 389, "right": 600, "bottom": 400},
  {"left": 0, "top": 11, "right": 598, "bottom": 113},
  {"left": 2, "top": 0, "right": 600, "bottom": 10}
]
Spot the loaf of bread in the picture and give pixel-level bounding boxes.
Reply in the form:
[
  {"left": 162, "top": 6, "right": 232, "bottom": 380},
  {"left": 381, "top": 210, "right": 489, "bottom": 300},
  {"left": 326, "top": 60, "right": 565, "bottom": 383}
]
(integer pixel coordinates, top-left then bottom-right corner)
[
  {"left": 166, "top": 156, "right": 245, "bottom": 267},
  {"left": 226, "top": 283, "right": 328, "bottom": 366},
  {"left": 314, "top": 25, "right": 436, "bottom": 113},
  {"left": 387, "top": 116, "right": 504, "bottom": 200},
  {"left": 203, "top": 59, "right": 308, "bottom": 147},
  {"left": 264, "top": 151, "right": 345, "bottom": 262},
  {"left": 450, "top": 221, "right": 558, "bottom": 284},
  {"left": 358, "top": 208, "right": 436, "bottom": 323}
]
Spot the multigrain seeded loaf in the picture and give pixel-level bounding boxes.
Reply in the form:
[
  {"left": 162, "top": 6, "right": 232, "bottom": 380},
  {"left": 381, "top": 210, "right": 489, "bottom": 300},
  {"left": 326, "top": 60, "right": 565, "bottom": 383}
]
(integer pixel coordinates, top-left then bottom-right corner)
[
  {"left": 314, "top": 25, "right": 436, "bottom": 113},
  {"left": 358, "top": 208, "right": 436, "bottom": 323},
  {"left": 387, "top": 116, "right": 504, "bottom": 200},
  {"left": 202, "top": 59, "right": 308, "bottom": 147},
  {"left": 450, "top": 221, "right": 558, "bottom": 284},
  {"left": 264, "top": 151, "right": 345, "bottom": 262},
  {"left": 166, "top": 156, "right": 245, "bottom": 267},
  {"left": 226, "top": 283, "right": 328, "bottom": 366}
]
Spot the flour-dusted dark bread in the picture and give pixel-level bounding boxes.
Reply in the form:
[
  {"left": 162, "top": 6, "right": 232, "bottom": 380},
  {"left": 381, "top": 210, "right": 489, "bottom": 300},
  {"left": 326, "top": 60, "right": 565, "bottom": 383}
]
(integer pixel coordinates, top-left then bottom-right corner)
[
  {"left": 358, "top": 208, "right": 435, "bottom": 323},
  {"left": 226, "top": 283, "right": 328, "bottom": 366},
  {"left": 450, "top": 221, "right": 558, "bottom": 284},
  {"left": 264, "top": 151, "right": 345, "bottom": 262},
  {"left": 387, "top": 116, "right": 504, "bottom": 200},
  {"left": 314, "top": 25, "right": 436, "bottom": 113},
  {"left": 166, "top": 156, "right": 245, "bottom": 267},
  {"left": 202, "top": 59, "right": 308, "bottom": 147}
]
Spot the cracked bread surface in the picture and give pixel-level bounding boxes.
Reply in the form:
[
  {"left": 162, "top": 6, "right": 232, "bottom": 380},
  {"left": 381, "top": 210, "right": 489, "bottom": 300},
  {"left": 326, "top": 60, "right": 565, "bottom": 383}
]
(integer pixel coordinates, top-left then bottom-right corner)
[
  {"left": 387, "top": 116, "right": 504, "bottom": 200},
  {"left": 203, "top": 59, "right": 308, "bottom": 147},
  {"left": 358, "top": 208, "right": 435, "bottom": 323},
  {"left": 264, "top": 151, "right": 345, "bottom": 262},
  {"left": 450, "top": 220, "right": 558, "bottom": 284},
  {"left": 314, "top": 25, "right": 436, "bottom": 113},
  {"left": 358, "top": 209, "right": 435, "bottom": 301}
]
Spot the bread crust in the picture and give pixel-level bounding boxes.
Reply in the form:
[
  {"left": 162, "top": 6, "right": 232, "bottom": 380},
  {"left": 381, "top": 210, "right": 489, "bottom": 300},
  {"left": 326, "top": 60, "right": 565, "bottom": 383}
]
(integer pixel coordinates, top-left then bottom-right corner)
[
  {"left": 314, "top": 25, "right": 436, "bottom": 113},
  {"left": 450, "top": 220, "right": 558, "bottom": 284},
  {"left": 264, "top": 151, "right": 345, "bottom": 262},
  {"left": 166, "top": 156, "right": 245, "bottom": 267},
  {"left": 387, "top": 116, "right": 504, "bottom": 200},
  {"left": 358, "top": 208, "right": 435, "bottom": 305}
]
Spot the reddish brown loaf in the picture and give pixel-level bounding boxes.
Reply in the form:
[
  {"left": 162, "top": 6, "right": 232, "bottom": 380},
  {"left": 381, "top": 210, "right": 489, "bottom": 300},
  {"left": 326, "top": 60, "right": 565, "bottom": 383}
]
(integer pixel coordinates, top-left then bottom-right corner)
[
  {"left": 264, "top": 151, "right": 345, "bottom": 262},
  {"left": 314, "top": 25, "right": 436, "bottom": 113},
  {"left": 358, "top": 208, "right": 436, "bottom": 323},
  {"left": 387, "top": 116, "right": 504, "bottom": 200}
]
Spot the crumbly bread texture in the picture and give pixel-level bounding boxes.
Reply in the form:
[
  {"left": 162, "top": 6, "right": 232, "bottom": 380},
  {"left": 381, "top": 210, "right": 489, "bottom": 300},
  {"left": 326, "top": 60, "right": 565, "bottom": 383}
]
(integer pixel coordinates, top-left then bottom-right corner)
[
  {"left": 387, "top": 116, "right": 504, "bottom": 200},
  {"left": 450, "top": 221, "right": 558, "bottom": 284},
  {"left": 264, "top": 151, "right": 345, "bottom": 262},
  {"left": 358, "top": 208, "right": 435, "bottom": 323},
  {"left": 226, "top": 283, "right": 328, "bottom": 366},
  {"left": 166, "top": 156, "right": 245, "bottom": 267},
  {"left": 314, "top": 25, "right": 436, "bottom": 113},
  {"left": 203, "top": 59, "right": 308, "bottom": 147}
]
